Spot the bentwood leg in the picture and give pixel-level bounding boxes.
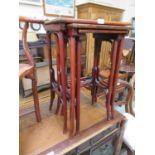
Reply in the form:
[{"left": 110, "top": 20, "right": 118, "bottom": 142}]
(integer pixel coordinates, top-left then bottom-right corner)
[
  {"left": 91, "top": 38, "right": 102, "bottom": 105},
  {"left": 111, "top": 36, "right": 124, "bottom": 119},
  {"left": 75, "top": 37, "right": 82, "bottom": 133},
  {"left": 69, "top": 35, "right": 76, "bottom": 136},
  {"left": 95, "top": 39, "right": 102, "bottom": 102},
  {"left": 55, "top": 33, "right": 61, "bottom": 114},
  {"left": 46, "top": 32, "right": 55, "bottom": 110},
  {"left": 32, "top": 71, "right": 41, "bottom": 122},
  {"left": 56, "top": 32, "right": 68, "bottom": 133},
  {"left": 106, "top": 40, "right": 118, "bottom": 120}
]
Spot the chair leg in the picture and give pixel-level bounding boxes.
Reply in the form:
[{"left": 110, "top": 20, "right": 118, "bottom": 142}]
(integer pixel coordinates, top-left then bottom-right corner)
[
  {"left": 32, "top": 78, "right": 41, "bottom": 122},
  {"left": 122, "top": 142, "right": 135, "bottom": 155},
  {"left": 125, "top": 87, "right": 131, "bottom": 113},
  {"left": 127, "top": 149, "right": 135, "bottom": 155}
]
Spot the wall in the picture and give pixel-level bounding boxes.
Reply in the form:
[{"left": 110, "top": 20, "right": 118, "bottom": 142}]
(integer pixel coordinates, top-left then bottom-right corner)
[{"left": 19, "top": 0, "right": 135, "bottom": 22}]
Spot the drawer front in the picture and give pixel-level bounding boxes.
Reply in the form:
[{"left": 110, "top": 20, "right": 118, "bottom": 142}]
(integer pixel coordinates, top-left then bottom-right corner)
[
  {"left": 91, "top": 124, "right": 118, "bottom": 145},
  {"left": 90, "top": 135, "right": 116, "bottom": 155},
  {"left": 65, "top": 123, "right": 119, "bottom": 155}
]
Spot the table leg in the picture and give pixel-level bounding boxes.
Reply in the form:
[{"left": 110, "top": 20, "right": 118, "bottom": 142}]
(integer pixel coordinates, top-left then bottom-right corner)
[
  {"left": 106, "top": 40, "right": 118, "bottom": 120},
  {"left": 111, "top": 36, "right": 124, "bottom": 119},
  {"left": 91, "top": 39, "right": 102, "bottom": 105},
  {"left": 55, "top": 33, "right": 61, "bottom": 114},
  {"left": 75, "top": 37, "right": 82, "bottom": 134},
  {"left": 56, "top": 32, "right": 68, "bottom": 133},
  {"left": 46, "top": 32, "right": 55, "bottom": 110},
  {"left": 69, "top": 36, "right": 76, "bottom": 136}
]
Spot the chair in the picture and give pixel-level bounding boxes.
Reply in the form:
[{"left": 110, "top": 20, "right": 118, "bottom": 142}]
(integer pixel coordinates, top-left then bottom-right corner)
[
  {"left": 19, "top": 16, "right": 44, "bottom": 122},
  {"left": 122, "top": 112, "right": 135, "bottom": 155},
  {"left": 121, "top": 73, "right": 135, "bottom": 155}
]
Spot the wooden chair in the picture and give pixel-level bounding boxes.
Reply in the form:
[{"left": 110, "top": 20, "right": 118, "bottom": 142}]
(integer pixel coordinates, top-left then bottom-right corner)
[
  {"left": 122, "top": 112, "right": 135, "bottom": 155},
  {"left": 19, "top": 16, "right": 44, "bottom": 122},
  {"left": 120, "top": 74, "right": 135, "bottom": 155}
]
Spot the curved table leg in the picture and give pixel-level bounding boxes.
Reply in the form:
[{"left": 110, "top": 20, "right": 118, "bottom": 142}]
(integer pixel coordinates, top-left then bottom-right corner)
[
  {"left": 111, "top": 36, "right": 124, "bottom": 119},
  {"left": 46, "top": 32, "right": 56, "bottom": 111},
  {"left": 56, "top": 32, "right": 68, "bottom": 133},
  {"left": 106, "top": 39, "right": 118, "bottom": 120},
  {"left": 91, "top": 39, "right": 102, "bottom": 105},
  {"left": 55, "top": 33, "right": 62, "bottom": 115}
]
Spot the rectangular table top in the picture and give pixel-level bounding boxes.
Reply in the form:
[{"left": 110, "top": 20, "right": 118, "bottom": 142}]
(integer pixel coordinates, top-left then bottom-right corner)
[
  {"left": 44, "top": 18, "right": 132, "bottom": 33},
  {"left": 45, "top": 17, "right": 131, "bottom": 26},
  {"left": 67, "top": 23, "right": 132, "bottom": 31}
]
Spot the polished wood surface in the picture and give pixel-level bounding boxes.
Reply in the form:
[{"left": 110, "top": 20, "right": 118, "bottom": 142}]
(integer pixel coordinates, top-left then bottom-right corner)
[
  {"left": 67, "top": 23, "right": 131, "bottom": 30},
  {"left": 19, "top": 16, "right": 42, "bottom": 122},
  {"left": 44, "top": 17, "right": 130, "bottom": 135},
  {"left": 20, "top": 92, "right": 125, "bottom": 155},
  {"left": 45, "top": 17, "right": 131, "bottom": 26}
]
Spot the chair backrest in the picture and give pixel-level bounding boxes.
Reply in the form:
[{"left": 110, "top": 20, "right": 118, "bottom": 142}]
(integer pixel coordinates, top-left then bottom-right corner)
[
  {"left": 123, "top": 38, "right": 135, "bottom": 64},
  {"left": 19, "top": 16, "right": 44, "bottom": 66},
  {"left": 129, "top": 74, "right": 135, "bottom": 116}
]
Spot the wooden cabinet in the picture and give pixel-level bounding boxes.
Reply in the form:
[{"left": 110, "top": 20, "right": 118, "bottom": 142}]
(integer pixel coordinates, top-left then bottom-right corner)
[{"left": 77, "top": 3, "right": 124, "bottom": 74}]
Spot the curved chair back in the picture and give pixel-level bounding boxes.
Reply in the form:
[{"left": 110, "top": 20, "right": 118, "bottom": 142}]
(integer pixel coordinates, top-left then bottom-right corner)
[{"left": 19, "top": 16, "right": 44, "bottom": 66}]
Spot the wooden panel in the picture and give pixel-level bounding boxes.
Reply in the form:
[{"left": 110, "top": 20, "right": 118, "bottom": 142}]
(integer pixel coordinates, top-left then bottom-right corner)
[{"left": 77, "top": 3, "right": 124, "bottom": 74}]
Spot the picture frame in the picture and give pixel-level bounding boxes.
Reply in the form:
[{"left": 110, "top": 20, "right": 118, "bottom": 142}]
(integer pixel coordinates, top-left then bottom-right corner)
[{"left": 42, "top": 0, "right": 75, "bottom": 18}]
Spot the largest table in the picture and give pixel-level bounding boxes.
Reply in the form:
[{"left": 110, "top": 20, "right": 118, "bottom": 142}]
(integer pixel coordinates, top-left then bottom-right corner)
[{"left": 44, "top": 18, "right": 131, "bottom": 136}]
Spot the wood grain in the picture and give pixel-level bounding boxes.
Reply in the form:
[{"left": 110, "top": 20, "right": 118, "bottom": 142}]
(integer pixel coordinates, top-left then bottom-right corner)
[{"left": 20, "top": 92, "right": 124, "bottom": 155}]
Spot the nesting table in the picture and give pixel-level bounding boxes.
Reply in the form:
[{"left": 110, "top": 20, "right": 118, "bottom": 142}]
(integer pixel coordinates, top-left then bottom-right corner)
[{"left": 44, "top": 18, "right": 131, "bottom": 136}]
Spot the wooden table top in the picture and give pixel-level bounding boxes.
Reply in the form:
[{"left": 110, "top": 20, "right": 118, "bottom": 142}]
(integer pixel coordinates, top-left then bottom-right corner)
[
  {"left": 45, "top": 17, "right": 131, "bottom": 27},
  {"left": 67, "top": 23, "right": 132, "bottom": 31},
  {"left": 44, "top": 18, "right": 132, "bottom": 34}
]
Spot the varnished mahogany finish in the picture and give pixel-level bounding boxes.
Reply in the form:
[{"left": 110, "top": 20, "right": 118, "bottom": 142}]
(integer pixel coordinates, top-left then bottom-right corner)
[
  {"left": 19, "top": 17, "right": 42, "bottom": 122},
  {"left": 45, "top": 17, "right": 131, "bottom": 26},
  {"left": 44, "top": 18, "right": 130, "bottom": 135}
]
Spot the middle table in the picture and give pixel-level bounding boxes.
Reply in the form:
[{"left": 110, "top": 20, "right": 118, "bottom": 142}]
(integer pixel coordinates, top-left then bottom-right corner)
[{"left": 44, "top": 18, "right": 131, "bottom": 136}]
